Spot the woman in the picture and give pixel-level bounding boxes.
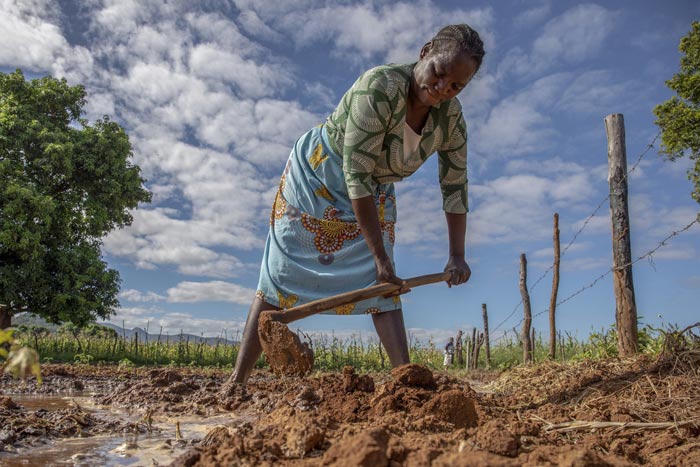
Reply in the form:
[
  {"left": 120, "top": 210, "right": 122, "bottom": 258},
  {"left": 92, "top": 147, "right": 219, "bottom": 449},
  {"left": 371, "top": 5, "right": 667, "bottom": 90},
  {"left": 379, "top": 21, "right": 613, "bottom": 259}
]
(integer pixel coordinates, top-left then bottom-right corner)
[{"left": 232, "top": 24, "right": 485, "bottom": 384}]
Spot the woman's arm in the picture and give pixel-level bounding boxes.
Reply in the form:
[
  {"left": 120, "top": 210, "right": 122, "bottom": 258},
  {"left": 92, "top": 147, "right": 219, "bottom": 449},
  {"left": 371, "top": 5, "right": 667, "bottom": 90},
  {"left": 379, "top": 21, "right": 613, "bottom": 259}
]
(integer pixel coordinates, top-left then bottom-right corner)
[
  {"left": 351, "top": 196, "right": 407, "bottom": 290},
  {"left": 444, "top": 211, "right": 471, "bottom": 287}
]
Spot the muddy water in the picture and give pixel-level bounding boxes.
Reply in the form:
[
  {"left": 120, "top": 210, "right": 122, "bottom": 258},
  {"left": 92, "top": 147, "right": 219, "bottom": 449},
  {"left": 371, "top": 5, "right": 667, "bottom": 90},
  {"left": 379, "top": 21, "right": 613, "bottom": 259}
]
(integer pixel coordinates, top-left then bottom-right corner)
[
  {"left": 7, "top": 394, "right": 93, "bottom": 411},
  {"left": 0, "top": 394, "right": 251, "bottom": 467}
]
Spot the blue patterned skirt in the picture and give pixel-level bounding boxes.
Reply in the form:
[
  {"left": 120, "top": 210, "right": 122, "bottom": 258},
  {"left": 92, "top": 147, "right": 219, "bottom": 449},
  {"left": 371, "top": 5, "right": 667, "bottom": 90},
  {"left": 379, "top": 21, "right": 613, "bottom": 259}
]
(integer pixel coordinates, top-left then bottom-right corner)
[{"left": 256, "top": 125, "right": 400, "bottom": 315}]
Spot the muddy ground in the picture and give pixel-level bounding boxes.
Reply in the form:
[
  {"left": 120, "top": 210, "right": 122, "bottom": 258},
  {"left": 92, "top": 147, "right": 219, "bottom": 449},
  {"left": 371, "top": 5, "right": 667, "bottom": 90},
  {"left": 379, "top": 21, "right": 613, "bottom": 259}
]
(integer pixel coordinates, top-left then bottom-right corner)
[{"left": 1, "top": 348, "right": 699, "bottom": 466}]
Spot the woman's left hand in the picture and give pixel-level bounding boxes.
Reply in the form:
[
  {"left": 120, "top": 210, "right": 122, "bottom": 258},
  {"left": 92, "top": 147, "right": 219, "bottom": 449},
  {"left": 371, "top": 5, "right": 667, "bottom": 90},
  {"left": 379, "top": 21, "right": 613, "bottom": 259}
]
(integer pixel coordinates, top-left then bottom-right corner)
[{"left": 444, "top": 255, "right": 471, "bottom": 288}]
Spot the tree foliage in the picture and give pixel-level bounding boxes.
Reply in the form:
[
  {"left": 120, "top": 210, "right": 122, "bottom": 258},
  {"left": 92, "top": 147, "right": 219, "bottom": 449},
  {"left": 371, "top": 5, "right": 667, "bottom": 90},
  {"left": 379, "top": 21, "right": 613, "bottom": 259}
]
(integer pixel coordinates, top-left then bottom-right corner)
[
  {"left": 654, "top": 21, "right": 700, "bottom": 205},
  {"left": 0, "top": 70, "right": 151, "bottom": 328}
]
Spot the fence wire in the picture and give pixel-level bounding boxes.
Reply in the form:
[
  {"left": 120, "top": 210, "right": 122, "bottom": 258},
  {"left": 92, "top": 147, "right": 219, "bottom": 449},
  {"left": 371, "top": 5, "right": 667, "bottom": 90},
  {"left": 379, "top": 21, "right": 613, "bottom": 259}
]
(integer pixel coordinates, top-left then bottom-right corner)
[
  {"left": 491, "top": 131, "right": 664, "bottom": 334},
  {"left": 518, "top": 216, "right": 699, "bottom": 328}
]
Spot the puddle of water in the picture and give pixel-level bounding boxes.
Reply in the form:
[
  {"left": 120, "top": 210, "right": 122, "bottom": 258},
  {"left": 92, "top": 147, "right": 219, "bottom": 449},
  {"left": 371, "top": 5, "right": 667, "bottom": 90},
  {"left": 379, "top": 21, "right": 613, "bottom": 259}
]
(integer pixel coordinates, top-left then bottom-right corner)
[
  {"left": 9, "top": 394, "right": 93, "bottom": 411},
  {"left": 0, "top": 435, "right": 143, "bottom": 467},
  {"left": 1, "top": 393, "right": 255, "bottom": 466}
]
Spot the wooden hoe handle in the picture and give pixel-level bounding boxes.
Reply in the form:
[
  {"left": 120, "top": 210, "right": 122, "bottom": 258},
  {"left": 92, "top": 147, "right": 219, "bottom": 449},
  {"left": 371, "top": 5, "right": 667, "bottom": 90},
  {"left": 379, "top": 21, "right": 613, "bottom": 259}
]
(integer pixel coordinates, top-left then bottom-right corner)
[{"left": 266, "top": 271, "right": 452, "bottom": 323}]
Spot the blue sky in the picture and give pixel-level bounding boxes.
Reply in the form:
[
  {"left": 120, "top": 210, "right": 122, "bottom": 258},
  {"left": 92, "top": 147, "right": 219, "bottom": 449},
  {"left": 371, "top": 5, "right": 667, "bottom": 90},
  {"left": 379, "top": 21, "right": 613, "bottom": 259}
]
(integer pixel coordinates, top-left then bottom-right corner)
[{"left": 1, "top": 0, "right": 698, "bottom": 344}]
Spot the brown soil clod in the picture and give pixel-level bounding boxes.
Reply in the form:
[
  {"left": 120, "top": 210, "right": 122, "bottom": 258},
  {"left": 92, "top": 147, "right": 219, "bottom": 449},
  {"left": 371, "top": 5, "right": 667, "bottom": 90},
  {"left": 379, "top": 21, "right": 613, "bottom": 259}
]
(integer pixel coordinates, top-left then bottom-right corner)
[
  {"left": 342, "top": 366, "right": 375, "bottom": 393},
  {"left": 258, "top": 312, "right": 314, "bottom": 377},
  {"left": 421, "top": 389, "right": 478, "bottom": 429},
  {"left": 390, "top": 363, "right": 436, "bottom": 389}
]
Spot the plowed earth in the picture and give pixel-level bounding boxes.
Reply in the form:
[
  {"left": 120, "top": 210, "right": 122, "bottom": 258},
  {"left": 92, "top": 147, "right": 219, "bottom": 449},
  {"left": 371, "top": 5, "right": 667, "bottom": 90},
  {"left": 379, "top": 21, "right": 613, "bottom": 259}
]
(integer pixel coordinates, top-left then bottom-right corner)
[{"left": 1, "top": 349, "right": 698, "bottom": 466}]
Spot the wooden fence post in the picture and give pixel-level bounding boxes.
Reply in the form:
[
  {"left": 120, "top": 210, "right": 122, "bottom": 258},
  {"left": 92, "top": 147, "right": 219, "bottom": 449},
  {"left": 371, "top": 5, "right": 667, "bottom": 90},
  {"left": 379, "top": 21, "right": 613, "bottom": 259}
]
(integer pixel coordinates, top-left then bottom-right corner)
[
  {"left": 473, "top": 332, "right": 484, "bottom": 370},
  {"left": 549, "top": 213, "right": 560, "bottom": 360},
  {"left": 605, "top": 113, "right": 638, "bottom": 356},
  {"left": 378, "top": 342, "right": 385, "bottom": 369},
  {"left": 455, "top": 330, "right": 464, "bottom": 367},
  {"left": 468, "top": 327, "right": 477, "bottom": 370},
  {"left": 520, "top": 253, "right": 533, "bottom": 364},
  {"left": 482, "top": 304, "right": 491, "bottom": 369}
]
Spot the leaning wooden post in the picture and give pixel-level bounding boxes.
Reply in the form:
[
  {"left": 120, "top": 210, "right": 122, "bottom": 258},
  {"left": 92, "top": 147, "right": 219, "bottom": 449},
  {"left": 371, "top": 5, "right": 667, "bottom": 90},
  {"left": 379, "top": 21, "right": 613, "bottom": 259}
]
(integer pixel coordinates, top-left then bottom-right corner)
[
  {"left": 549, "top": 213, "right": 560, "bottom": 360},
  {"left": 605, "top": 114, "right": 638, "bottom": 356},
  {"left": 520, "top": 253, "right": 532, "bottom": 364},
  {"left": 481, "top": 304, "right": 491, "bottom": 369}
]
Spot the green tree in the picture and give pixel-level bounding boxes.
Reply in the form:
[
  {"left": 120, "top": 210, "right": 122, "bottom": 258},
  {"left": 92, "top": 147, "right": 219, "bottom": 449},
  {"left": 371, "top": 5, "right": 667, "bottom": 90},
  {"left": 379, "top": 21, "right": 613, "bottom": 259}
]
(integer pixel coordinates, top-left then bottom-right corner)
[
  {"left": 0, "top": 70, "right": 151, "bottom": 329},
  {"left": 654, "top": 21, "right": 700, "bottom": 205}
]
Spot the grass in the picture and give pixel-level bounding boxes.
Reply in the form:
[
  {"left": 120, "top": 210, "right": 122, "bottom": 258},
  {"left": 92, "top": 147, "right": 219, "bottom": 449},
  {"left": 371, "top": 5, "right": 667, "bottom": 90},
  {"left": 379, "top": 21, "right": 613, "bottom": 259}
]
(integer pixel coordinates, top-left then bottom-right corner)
[{"left": 10, "top": 322, "right": 671, "bottom": 372}]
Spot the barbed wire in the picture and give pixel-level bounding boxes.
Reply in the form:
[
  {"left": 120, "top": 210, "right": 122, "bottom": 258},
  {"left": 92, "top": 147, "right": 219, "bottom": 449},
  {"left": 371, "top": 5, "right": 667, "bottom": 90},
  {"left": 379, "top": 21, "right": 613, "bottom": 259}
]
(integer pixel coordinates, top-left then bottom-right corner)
[
  {"left": 513, "top": 216, "right": 699, "bottom": 331},
  {"left": 491, "top": 132, "right": 661, "bottom": 334}
]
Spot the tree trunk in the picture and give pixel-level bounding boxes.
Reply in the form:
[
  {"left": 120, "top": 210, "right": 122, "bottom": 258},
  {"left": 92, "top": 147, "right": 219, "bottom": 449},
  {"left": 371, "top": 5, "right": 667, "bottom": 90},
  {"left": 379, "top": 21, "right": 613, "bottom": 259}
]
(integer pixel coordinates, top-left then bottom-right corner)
[
  {"left": 482, "top": 304, "right": 491, "bottom": 369},
  {"left": 520, "top": 253, "right": 532, "bottom": 364},
  {"left": 549, "top": 213, "right": 560, "bottom": 360},
  {"left": 605, "top": 113, "right": 638, "bottom": 357},
  {"left": 0, "top": 306, "right": 11, "bottom": 329}
]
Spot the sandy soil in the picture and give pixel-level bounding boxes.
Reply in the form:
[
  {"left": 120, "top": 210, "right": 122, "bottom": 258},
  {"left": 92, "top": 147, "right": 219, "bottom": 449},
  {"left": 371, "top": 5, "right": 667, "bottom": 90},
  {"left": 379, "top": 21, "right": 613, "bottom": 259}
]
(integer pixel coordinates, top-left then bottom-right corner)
[{"left": 1, "top": 347, "right": 699, "bottom": 466}]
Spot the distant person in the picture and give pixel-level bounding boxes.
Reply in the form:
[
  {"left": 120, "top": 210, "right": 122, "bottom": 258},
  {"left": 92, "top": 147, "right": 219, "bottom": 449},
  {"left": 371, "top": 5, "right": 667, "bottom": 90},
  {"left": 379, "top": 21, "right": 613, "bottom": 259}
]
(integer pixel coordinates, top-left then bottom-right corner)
[
  {"left": 230, "top": 24, "right": 484, "bottom": 385},
  {"left": 444, "top": 337, "right": 455, "bottom": 368}
]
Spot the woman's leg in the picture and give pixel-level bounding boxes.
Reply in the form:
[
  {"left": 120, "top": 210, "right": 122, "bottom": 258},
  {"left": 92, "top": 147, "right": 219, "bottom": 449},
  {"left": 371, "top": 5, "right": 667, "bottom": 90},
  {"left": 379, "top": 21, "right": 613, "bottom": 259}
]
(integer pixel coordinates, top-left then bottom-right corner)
[
  {"left": 230, "top": 297, "right": 281, "bottom": 384},
  {"left": 372, "top": 309, "right": 410, "bottom": 367}
]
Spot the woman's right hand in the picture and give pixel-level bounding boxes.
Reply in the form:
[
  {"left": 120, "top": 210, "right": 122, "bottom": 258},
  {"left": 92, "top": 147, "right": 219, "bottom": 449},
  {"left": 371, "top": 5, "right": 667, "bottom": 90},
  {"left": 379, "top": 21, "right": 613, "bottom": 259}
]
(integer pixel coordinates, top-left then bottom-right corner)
[{"left": 375, "top": 255, "right": 410, "bottom": 295}]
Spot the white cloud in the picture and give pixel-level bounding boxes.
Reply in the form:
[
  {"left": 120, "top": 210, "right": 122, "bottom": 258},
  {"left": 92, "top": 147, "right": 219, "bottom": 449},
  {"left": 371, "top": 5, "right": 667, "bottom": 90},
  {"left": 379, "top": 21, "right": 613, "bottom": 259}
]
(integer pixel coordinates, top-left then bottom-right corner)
[
  {"left": 647, "top": 244, "right": 696, "bottom": 261},
  {"left": 0, "top": 0, "right": 94, "bottom": 80},
  {"left": 395, "top": 179, "right": 446, "bottom": 247},
  {"left": 498, "top": 4, "right": 616, "bottom": 79},
  {"left": 119, "top": 289, "right": 165, "bottom": 302},
  {"left": 395, "top": 154, "right": 605, "bottom": 254},
  {"left": 513, "top": 2, "right": 551, "bottom": 29},
  {"left": 165, "top": 281, "right": 255, "bottom": 304},
  {"left": 560, "top": 256, "right": 609, "bottom": 272},
  {"left": 0, "top": 0, "right": 66, "bottom": 70},
  {"left": 104, "top": 208, "right": 259, "bottom": 278},
  {"left": 533, "top": 4, "right": 616, "bottom": 64},
  {"left": 557, "top": 70, "right": 637, "bottom": 114},
  {"left": 107, "top": 307, "right": 247, "bottom": 337},
  {"left": 682, "top": 276, "right": 700, "bottom": 289},
  {"left": 237, "top": 1, "right": 495, "bottom": 65},
  {"left": 468, "top": 160, "right": 604, "bottom": 246},
  {"left": 188, "top": 44, "right": 293, "bottom": 98}
]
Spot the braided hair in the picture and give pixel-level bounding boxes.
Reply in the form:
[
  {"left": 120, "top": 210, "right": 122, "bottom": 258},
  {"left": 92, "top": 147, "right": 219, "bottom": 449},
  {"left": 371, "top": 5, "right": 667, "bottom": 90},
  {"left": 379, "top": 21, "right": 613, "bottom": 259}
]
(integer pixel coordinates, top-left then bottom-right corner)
[{"left": 429, "top": 24, "right": 485, "bottom": 72}]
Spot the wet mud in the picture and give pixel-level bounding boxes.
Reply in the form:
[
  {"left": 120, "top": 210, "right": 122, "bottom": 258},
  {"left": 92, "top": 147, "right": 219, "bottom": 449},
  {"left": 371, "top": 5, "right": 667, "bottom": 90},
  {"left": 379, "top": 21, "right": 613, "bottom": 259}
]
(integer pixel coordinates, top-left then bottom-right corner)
[
  {"left": 258, "top": 312, "right": 314, "bottom": 377},
  {"left": 0, "top": 350, "right": 698, "bottom": 466}
]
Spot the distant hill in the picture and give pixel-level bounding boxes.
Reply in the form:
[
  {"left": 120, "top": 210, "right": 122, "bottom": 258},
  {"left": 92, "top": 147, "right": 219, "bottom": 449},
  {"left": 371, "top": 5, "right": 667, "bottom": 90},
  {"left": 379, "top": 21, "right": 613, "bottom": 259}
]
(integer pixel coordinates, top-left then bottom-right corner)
[
  {"left": 99, "top": 322, "right": 238, "bottom": 346},
  {"left": 10, "top": 313, "right": 238, "bottom": 346},
  {"left": 11, "top": 313, "right": 60, "bottom": 332}
]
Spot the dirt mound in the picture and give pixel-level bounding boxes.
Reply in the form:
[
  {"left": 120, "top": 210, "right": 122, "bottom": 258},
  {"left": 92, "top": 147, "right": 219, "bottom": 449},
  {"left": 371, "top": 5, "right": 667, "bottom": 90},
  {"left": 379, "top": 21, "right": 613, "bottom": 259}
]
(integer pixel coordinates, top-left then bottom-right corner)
[
  {"left": 4, "top": 346, "right": 699, "bottom": 466},
  {"left": 471, "top": 420, "right": 520, "bottom": 457},
  {"left": 421, "top": 389, "right": 477, "bottom": 429},
  {"left": 342, "top": 366, "right": 375, "bottom": 393},
  {"left": 322, "top": 428, "right": 390, "bottom": 466},
  {"left": 391, "top": 363, "right": 436, "bottom": 388},
  {"left": 258, "top": 313, "right": 314, "bottom": 377}
]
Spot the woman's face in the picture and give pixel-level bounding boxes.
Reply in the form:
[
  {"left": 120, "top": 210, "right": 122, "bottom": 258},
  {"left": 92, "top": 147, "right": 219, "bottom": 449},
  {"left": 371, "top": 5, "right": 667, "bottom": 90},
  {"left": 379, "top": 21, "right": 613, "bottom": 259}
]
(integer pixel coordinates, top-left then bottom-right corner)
[{"left": 412, "top": 44, "right": 479, "bottom": 107}]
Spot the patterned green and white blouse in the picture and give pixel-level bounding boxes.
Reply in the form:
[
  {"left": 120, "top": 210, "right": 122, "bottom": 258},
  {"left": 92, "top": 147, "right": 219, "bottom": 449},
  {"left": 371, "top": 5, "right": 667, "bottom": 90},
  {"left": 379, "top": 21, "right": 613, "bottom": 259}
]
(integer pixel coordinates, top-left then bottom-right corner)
[{"left": 324, "top": 63, "right": 469, "bottom": 214}]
